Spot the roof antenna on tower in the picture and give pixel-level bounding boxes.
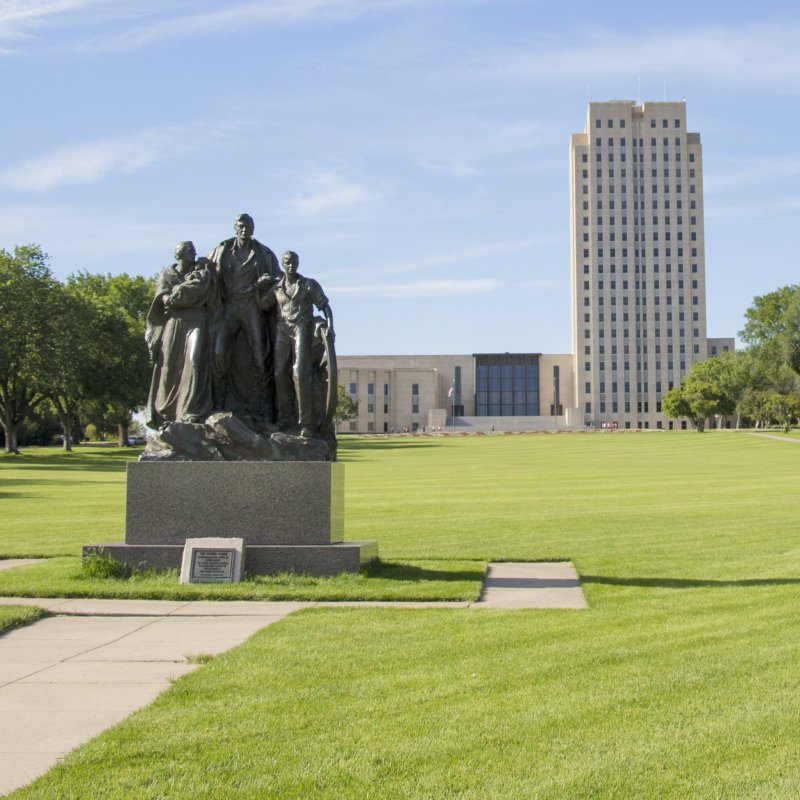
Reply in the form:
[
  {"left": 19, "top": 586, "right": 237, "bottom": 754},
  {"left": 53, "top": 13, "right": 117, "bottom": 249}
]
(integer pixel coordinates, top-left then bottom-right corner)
[{"left": 636, "top": 77, "right": 641, "bottom": 105}]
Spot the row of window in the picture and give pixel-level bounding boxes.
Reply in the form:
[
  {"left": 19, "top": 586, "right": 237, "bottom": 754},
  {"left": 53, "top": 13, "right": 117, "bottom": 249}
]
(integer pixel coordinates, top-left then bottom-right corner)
[
  {"left": 583, "top": 353, "right": 699, "bottom": 374},
  {"left": 583, "top": 215, "right": 697, "bottom": 227},
  {"left": 584, "top": 322, "right": 701, "bottom": 337},
  {"left": 580, "top": 198, "right": 697, "bottom": 212},
  {"left": 586, "top": 333, "right": 700, "bottom": 355},
  {"left": 584, "top": 278, "right": 700, "bottom": 289},
  {"left": 586, "top": 401, "right": 666, "bottom": 418},
  {"left": 586, "top": 382, "right": 679, "bottom": 397},
  {"left": 349, "top": 381, "right": 416, "bottom": 416},
  {"left": 585, "top": 231, "right": 698, "bottom": 243},
  {"left": 583, "top": 263, "right": 700, "bottom": 278},
  {"left": 583, "top": 168, "right": 695, "bottom": 181},
  {"left": 582, "top": 298, "right": 702, "bottom": 314},
  {"left": 594, "top": 118, "right": 682, "bottom": 129},
  {"left": 583, "top": 326, "right": 696, "bottom": 341},
  {"left": 583, "top": 247, "right": 699, "bottom": 259},
  {"left": 583, "top": 184, "right": 697, "bottom": 197},
  {"left": 584, "top": 140, "right": 696, "bottom": 154}
]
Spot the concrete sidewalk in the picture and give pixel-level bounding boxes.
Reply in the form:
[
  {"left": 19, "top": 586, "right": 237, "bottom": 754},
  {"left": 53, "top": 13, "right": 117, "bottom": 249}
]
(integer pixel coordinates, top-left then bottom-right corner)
[
  {"left": 0, "top": 600, "right": 303, "bottom": 796},
  {"left": 0, "top": 562, "right": 586, "bottom": 794},
  {"left": 474, "top": 562, "right": 588, "bottom": 609}
]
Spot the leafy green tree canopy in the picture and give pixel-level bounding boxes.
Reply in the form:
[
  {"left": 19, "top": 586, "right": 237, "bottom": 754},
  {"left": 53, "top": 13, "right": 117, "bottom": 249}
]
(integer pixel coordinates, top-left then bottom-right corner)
[
  {"left": 334, "top": 384, "right": 358, "bottom": 424},
  {"left": 0, "top": 245, "right": 56, "bottom": 453}
]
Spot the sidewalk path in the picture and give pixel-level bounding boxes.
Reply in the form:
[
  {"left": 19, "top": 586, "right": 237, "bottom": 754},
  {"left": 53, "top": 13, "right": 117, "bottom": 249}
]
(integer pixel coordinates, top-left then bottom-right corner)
[
  {"left": 0, "top": 600, "right": 305, "bottom": 796},
  {"left": 474, "top": 562, "right": 588, "bottom": 609},
  {"left": 748, "top": 432, "right": 800, "bottom": 443},
  {"left": 0, "top": 562, "right": 586, "bottom": 794}
]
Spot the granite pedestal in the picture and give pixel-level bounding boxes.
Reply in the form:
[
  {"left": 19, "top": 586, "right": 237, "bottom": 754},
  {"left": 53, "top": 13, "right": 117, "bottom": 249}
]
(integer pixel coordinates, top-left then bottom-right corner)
[{"left": 84, "top": 462, "right": 377, "bottom": 577}]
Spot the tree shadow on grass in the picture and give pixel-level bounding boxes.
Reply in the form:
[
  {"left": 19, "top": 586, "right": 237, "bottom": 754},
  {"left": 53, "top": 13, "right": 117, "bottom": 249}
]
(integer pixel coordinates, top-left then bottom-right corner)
[
  {"left": 338, "top": 441, "right": 440, "bottom": 462},
  {"left": 0, "top": 451, "right": 135, "bottom": 473},
  {"left": 582, "top": 575, "right": 800, "bottom": 589},
  {"left": 363, "top": 559, "right": 485, "bottom": 583}
]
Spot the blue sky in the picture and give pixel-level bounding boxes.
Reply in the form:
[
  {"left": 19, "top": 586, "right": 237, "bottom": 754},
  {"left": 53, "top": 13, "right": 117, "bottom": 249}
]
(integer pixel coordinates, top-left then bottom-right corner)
[{"left": 2, "top": 0, "right": 799, "bottom": 355}]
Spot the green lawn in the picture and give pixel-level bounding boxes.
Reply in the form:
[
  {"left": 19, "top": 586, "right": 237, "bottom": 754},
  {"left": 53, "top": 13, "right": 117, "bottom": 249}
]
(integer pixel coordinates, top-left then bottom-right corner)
[
  {"left": 0, "top": 604, "right": 46, "bottom": 634},
  {"left": 0, "top": 556, "right": 483, "bottom": 601},
  {"left": 4, "top": 433, "right": 800, "bottom": 798},
  {"left": 0, "top": 447, "right": 132, "bottom": 557}
]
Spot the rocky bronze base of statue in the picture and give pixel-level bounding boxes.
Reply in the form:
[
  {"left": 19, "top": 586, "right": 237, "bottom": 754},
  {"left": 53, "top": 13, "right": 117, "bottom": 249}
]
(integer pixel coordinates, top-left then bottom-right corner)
[{"left": 141, "top": 412, "right": 336, "bottom": 463}]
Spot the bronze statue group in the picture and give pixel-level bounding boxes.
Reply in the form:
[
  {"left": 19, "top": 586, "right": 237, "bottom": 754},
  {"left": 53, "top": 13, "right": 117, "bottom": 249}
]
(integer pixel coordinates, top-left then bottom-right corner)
[{"left": 145, "top": 214, "right": 335, "bottom": 441}]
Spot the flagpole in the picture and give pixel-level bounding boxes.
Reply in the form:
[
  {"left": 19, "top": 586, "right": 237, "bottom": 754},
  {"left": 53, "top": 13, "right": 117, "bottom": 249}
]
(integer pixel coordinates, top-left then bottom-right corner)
[{"left": 449, "top": 379, "right": 455, "bottom": 433}]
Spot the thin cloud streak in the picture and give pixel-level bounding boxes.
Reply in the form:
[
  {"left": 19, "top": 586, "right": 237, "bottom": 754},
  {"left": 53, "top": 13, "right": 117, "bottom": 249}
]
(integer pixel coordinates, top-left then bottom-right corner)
[
  {"left": 286, "top": 172, "right": 372, "bottom": 215},
  {"left": 328, "top": 238, "right": 545, "bottom": 280},
  {"left": 472, "top": 23, "right": 800, "bottom": 91},
  {"left": 0, "top": 122, "right": 247, "bottom": 192},
  {"left": 73, "top": 0, "right": 443, "bottom": 51},
  {"left": 706, "top": 195, "right": 800, "bottom": 223},
  {"left": 394, "top": 240, "right": 543, "bottom": 273},
  {"left": 331, "top": 277, "right": 502, "bottom": 299},
  {"left": 705, "top": 156, "right": 800, "bottom": 193},
  {"left": 0, "top": 0, "right": 99, "bottom": 42}
]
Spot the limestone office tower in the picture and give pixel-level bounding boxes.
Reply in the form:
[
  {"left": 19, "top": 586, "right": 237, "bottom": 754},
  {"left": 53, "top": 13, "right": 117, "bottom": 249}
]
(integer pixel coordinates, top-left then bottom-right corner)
[{"left": 570, "top": 100, "right": 712, "bottom": 429}]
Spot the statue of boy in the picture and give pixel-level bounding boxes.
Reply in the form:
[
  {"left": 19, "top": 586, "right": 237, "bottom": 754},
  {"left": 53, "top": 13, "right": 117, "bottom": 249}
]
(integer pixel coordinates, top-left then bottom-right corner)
[{"left": 257, "top": 251, "right": 333, "bottom": 438}]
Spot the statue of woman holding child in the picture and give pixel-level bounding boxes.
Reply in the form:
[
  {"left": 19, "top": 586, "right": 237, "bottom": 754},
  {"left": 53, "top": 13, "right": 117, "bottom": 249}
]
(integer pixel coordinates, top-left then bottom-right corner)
[{"left": 145, "top": 241, "right": 215, "bottom": 429}]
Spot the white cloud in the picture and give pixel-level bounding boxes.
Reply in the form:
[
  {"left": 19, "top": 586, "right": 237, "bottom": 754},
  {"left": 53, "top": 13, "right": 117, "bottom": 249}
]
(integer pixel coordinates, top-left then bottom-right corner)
[
  {"left": 330, "top": 277, "right": 502, "bottom": 299},
  {"left": 0, "top": 122, "right": 245, "bottom": 192},
  {"left": 472, "top": 23, "right": 800, "bottom": 91},
  {"left": 286, "top": 172, "right": 372, "bottom": 215}
]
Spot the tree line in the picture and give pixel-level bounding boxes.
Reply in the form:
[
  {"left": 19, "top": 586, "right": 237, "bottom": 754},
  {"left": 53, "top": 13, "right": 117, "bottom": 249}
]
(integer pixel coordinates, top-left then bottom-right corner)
[
  {"left": 663, "top": 285, "right": 800, "bottom": 431},
  {"left": 0, "top": 245, "right": 153, "bottom": 453},
  {"left": 3, "top": 243, "right": 798, "bottom": 448}
]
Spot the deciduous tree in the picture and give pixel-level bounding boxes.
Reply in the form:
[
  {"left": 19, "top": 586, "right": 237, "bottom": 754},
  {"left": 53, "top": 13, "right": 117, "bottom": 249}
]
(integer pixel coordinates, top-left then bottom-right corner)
[
  {"left": 334, "top": 383, "right": 358, "bottom": 424},
  {"left": 67, "top": 272, "right": 154, "bottom": 445},
  {"left": 0, "top": 246, "right": 55, "bottom": 453}
]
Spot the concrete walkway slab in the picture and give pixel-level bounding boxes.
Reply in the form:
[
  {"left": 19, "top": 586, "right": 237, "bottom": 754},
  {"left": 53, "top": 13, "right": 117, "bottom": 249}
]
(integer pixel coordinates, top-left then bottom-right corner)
[
  {"left": 0, "top": 603, "right": 300, "bottom": 796},
  {"left": 0, "top": 565, "right": 589, "bottom": 795},
  {"left": 474, "top": 562, "right": 588, "bottom": 609}
]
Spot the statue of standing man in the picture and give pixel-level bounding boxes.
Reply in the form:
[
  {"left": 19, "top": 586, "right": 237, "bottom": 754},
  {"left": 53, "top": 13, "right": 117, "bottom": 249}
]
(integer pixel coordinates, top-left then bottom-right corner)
[
  {"left": 208, "top": 214, "right": 282, "bottom": 420},
  {"left": 257, "top": 251, "right": 334, "bottom": 439}
]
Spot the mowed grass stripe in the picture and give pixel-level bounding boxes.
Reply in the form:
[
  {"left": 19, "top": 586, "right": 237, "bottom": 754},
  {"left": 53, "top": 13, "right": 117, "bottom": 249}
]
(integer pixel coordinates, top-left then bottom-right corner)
[
  {"left": 13, "top": 600, "right": 800, "bottom": 799},
  {"left": 3, "top": 433, "right": 800, "bottom": 798}
]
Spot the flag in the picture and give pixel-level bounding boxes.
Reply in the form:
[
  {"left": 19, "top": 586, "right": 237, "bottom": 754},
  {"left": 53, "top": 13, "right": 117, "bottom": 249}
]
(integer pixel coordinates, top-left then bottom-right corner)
[{"left": 448, "top": 386, "right": 455, "bottom": 398}]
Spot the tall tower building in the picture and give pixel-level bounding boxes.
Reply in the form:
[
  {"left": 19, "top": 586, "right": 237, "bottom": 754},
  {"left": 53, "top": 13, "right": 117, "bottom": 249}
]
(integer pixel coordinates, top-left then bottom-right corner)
[{"left": 570, "top": 100, "right": 707, "bottom": 429}]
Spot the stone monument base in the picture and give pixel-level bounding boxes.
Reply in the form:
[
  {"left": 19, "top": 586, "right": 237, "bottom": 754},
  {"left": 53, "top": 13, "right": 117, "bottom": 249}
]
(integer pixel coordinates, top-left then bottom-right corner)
[
  {"left": 84, "top": 541, "right": 378, "bottom": 577},
  {"left": 82, "top": 460, "right": 378, "bottom": 578}
]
